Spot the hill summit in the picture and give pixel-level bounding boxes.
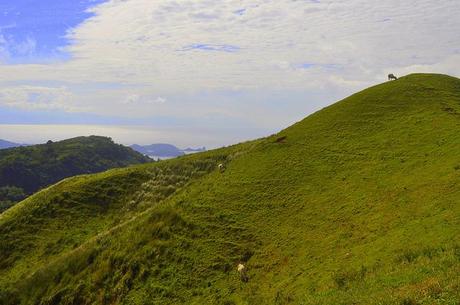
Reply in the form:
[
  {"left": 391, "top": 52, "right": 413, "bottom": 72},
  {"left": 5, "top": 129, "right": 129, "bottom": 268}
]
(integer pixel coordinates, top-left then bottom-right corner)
[{"left": 0, "top": 74, "right": 459, "bottom": 305}]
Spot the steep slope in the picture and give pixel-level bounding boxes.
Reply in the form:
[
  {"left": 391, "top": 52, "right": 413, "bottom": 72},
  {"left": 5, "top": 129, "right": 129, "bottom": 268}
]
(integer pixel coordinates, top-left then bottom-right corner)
[
  {"left": 0, "top": 154, "right": 226, "bottom": 296},
  {"left": 1, "top": 74, "right": 459, "bottom": 305},
  {"left": 0, "top": 136, "right": 151, "bottom": 212}
]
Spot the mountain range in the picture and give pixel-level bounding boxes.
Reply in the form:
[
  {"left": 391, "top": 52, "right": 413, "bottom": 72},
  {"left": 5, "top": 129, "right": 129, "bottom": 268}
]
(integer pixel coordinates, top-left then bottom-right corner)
[{"left": 130, "top": 143, "right": 206, "bottom": 158}]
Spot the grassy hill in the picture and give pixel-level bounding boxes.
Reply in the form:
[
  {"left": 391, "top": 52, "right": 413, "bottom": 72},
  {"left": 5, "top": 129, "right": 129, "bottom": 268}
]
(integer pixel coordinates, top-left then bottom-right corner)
[
  {"left": 0, "top": 74, "right": 459, "bottom": 305},
  {"left": 0, "top": 136, "right": 151, "bottom": 212}
]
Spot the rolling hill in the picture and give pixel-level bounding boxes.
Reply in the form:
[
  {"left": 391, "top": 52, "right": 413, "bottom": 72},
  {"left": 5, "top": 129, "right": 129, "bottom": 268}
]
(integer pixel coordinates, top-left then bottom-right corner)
[
  {"left": 0, "top": 74, "right": 459, "bottom": 305},
  {"left": 0, "top": 136, "right": 151, "bottom": 212}
]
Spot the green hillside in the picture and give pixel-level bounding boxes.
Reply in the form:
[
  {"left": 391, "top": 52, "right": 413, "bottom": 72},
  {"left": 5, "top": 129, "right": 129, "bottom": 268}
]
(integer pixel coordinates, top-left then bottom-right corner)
[
  {"left": 0, "top": 136, "right": 151, "bottom": 212},
  {"left": 1, "top": 74, "right": 459, "bottom": 305}
]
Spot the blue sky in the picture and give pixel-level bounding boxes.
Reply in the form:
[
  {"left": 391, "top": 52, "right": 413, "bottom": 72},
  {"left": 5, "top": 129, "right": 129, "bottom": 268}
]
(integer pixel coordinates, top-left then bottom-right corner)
[
  {"left": 0, "top": 0, "right": 106, "bottom": 63},
  {"left": 0, "top": 0, "right": 459, "bottom": 147}
]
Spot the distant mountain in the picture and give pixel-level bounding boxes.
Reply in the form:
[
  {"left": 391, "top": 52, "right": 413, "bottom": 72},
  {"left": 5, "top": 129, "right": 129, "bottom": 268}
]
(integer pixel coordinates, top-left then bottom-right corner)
[
  {"left": 0, "top": 136, "right": 151, "bottom": 212},
  {"left": 130, "top": 143, "right": 206, "bottom": 158},
  {"left": 0, "top": 139, "right": 25, "bottom": 149},
  {"left": 131, "top": 143, "right": 184, "bottom": 158},
  {"left": 183, "top": 146, "right": 206, "bottom": 153}
]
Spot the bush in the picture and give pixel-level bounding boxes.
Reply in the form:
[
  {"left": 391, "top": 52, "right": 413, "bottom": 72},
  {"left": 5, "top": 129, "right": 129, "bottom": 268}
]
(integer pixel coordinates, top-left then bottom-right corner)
[{"left": 0, "top": 186, "right": 26, "bottom": 212}]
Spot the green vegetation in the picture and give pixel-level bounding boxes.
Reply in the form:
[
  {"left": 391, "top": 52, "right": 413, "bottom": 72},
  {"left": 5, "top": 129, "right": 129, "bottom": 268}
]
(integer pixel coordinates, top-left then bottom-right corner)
[
  {"left": 0, "top": 186, "right": 26, "bottom": 212},
  {"left": 0, "top": 136, "right": 151, "bottom": 212},
  {"left": 0, "top": 74, "right": 459, "bottom": 304}
]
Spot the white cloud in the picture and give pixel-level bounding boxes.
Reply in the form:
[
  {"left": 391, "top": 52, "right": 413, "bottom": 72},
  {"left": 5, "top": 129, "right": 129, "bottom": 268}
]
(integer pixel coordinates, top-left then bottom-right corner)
[
  {"left": 152, "top": 97, "right": 166, "bottom": 104},
  {"left": 64, "top": 0, "right": 460, "bottom": 88},
  {"left": 13, "top": 37, "right": 37, "bottom": 56},
  {"left": 0, "top": 86, "right": 81, "bottom": 111},
  {"left": 123, "top": 94, "right": 141, "bottom": 104},
  {"left": 391, "top": 54, "right": 460, "bottom": 78},
  {"left": 0, "top": 0, "right": 457, "bottom": 89},
  {"left": 0, "top": 25, "right": 36, "bottom": 62},
  {"left": 123, "top": 94, "right": 166, "bottom": 104}
]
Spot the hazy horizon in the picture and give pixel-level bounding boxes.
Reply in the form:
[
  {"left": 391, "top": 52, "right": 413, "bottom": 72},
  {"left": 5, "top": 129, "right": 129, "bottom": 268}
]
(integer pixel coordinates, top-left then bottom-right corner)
[{"left": 0, "top": 123, "right": 276, "bottom": 148}]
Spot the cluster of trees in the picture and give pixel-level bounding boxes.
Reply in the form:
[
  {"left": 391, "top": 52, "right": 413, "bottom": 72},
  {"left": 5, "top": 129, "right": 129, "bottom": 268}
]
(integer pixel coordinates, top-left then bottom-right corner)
[
  {"left": 0, "top": 186, "right": 26, "bottom": 212},
  {"left": 0, "top": 136, "right": 151, "bottom": 212}
]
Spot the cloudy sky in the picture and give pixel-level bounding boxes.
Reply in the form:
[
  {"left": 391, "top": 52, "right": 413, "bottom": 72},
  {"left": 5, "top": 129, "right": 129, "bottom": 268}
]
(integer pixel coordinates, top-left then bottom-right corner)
[{"left": 0, "top": 0, "right": 459, "bottom": 147}]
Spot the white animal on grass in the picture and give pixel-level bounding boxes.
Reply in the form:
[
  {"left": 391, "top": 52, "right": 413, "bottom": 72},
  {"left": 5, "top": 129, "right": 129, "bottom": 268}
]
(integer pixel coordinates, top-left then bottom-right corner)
[{"left": 237, "top": 263, "right": 248, "bottom": 282}]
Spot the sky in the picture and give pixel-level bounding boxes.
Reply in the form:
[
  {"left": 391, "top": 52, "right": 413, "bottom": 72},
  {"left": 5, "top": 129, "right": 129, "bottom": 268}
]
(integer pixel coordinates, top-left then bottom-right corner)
[{"left": 0, "top": 0, "right": 459, "bottom": 148}]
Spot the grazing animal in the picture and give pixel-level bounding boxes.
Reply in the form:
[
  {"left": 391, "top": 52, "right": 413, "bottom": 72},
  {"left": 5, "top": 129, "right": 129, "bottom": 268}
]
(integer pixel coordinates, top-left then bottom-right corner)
[
  {"left": 237, "top": 263, "right": 248, "bottom": 282},
  {"left": 388, "top": 73, "right": 398, "bottom": 81},
  {"left": 218, "top": 163, "right": 225, "bottom": 172},
  {"left": 275, "top": 136, "right": 287, "bottom": 143}
]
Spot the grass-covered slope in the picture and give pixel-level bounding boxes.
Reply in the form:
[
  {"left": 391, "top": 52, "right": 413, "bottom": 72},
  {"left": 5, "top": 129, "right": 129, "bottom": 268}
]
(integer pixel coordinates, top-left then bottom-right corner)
[
  {"left": 0, "top": 136, "right": 151, "bottom": 212},
  {"left": 1, "top": 74, "right": 459, "bottom": 305},
  {"left": 0, "top": 155, "right": 225, "bottom": 296}
]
